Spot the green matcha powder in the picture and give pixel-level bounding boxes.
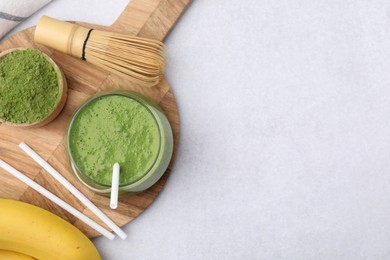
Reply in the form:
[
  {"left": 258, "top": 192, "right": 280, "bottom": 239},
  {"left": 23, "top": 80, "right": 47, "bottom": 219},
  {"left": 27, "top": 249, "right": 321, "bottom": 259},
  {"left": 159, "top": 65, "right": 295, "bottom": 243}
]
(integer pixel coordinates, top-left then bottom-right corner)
[{"left": 0, "top": 49, "right": 60, "bottom": 124}]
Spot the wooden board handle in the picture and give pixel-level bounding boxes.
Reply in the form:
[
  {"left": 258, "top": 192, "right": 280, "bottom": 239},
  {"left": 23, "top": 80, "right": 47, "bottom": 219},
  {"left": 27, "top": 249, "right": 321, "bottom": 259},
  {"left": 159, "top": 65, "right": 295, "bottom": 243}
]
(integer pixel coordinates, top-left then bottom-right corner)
[{"left": 111, "top": 0, "right": 191, "bottom": 41}]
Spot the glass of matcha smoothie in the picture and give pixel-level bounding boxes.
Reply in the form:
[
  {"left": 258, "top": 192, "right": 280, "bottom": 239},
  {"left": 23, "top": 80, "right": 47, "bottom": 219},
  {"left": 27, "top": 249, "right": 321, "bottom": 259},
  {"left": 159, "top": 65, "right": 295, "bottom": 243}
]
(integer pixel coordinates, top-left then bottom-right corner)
[{"left": 67, "top": 91, "right": 173, "bottom": 195}]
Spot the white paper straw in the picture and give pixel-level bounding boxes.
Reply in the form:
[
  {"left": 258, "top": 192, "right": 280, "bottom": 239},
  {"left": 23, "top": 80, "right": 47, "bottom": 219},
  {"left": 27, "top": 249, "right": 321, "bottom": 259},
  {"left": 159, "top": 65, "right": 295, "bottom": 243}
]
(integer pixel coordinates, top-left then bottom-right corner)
[
  {"left": 0, "top": 159, "right": 115, "bottom": 240},
  {"left": 19, "top": 142, "right": 128, "bottom": 240},
  {"left": 110, "top": 163, "right": 120, "bottom": 209}
]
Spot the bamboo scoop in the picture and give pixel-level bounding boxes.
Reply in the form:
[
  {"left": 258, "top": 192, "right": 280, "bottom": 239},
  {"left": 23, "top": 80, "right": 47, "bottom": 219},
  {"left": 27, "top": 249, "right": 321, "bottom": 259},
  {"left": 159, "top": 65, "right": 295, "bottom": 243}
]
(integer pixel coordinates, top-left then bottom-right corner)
[
  {"left": 0, "top": 48, "right": 67, "bottom": 128},
  {"left": 34, "top": 16, "right": 165, "bottom": 88}
]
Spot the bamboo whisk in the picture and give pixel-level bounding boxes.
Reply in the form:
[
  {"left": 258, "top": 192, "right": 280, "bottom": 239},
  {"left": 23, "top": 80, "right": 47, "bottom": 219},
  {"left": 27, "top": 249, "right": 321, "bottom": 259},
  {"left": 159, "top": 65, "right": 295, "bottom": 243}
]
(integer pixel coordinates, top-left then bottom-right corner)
[{"left": 34, "top": 16, "right": 165, "bottom": 88}]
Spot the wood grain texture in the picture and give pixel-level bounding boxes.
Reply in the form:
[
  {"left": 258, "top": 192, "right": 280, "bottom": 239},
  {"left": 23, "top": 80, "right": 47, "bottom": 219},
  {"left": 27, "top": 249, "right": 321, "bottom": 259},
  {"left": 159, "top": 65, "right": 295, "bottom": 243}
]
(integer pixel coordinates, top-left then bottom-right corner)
[{"left": 0, "top": 0, "right": 191, "bottom": 238}]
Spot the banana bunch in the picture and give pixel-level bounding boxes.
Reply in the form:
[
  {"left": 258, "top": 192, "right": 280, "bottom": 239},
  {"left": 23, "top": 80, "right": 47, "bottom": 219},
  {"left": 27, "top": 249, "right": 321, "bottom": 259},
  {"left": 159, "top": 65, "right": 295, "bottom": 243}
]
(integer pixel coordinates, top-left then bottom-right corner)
[{"left": 0, "top": 199, "right": 101, "bottom": 260}]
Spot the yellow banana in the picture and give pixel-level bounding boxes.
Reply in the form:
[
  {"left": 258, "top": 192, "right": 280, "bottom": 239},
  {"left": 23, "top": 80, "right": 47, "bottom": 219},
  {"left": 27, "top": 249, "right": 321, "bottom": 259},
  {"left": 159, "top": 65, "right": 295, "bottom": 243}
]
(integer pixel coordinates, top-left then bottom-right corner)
[
  {"left": 0, "top": 249, "right": 35, "bottom": 260},
  {"left": 0, "top": 199, "right": 101, "bottom": 260}
]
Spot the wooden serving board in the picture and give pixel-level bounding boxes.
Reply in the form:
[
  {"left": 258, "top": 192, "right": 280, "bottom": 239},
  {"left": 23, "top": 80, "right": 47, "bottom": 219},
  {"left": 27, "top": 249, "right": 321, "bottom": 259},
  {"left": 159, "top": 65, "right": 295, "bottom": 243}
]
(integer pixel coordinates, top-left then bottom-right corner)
[{"left": 0, "top": 0, "right": 191, "bottom": 238}]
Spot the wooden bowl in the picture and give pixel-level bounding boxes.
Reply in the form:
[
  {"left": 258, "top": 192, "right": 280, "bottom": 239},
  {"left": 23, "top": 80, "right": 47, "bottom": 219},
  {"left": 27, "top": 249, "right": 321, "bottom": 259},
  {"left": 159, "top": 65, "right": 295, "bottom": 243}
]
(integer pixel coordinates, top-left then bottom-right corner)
[{"left": 0, "top": 48, "right": 67, "bottom": 128}]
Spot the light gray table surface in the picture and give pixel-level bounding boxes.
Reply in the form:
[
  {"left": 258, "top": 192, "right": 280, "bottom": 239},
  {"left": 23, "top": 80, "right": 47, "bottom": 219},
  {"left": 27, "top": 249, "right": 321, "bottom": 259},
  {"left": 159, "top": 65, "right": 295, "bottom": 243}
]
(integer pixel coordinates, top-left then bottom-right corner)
[{"left": 6, "top": 0, "right": 390, "bottom": 259}]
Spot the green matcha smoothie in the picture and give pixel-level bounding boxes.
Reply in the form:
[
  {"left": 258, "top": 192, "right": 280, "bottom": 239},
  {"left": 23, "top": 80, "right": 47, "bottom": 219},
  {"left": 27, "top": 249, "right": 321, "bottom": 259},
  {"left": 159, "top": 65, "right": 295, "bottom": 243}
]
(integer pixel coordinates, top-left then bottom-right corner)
[{"left": 68, "top": 91, "right": 173, "bottom": 194}]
